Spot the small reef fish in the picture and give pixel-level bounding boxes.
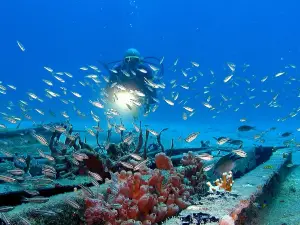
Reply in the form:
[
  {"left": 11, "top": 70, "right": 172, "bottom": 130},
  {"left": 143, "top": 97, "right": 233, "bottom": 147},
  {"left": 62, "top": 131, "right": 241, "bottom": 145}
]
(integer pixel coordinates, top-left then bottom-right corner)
[
  {"left": 147, "top": 129, "right": 159, "bottom": 136},
  {"left": 238, "top": 125, "right": 255, "bottom": 132},
  {"left": 17, "top": 40, "right": 25, "bottom": 51},
  {"left": 2, "top": 117, "right": 17, "bottom": 124},
  {"left": 65, "top": 72, "right": 73, "bottom": 78},
  {"left": 0, "top": 124, "right": 7, "bottom": 129},
  {"left": 73, "top": 152, "right": 89, "bottom": 161},
  {"left": 8, "top": 169, "right": 25, "bottom": 176},
  {"left": 54, "top": 75, "right": 65, "bottom": 83},
  {"left": 32, "top": 133, "right": 49, "bottom": 146},
  {"left": 129, "top": 153, "right": 143, "bottom": 161},
  {"left": 54, "top": 126, "right": 66, "bottom": 133},
  {"left": 263, "top": 165, "right": 273, "bottom": 169},
  {"left": 34, "top": 109, "right": 45, "bottom": 115},
  {"left": 214, "top": 137, "right": 229, "bottom": 145},
  {"left": 71, "top": 91, "right": 82, "bottom": 98},
  {"left": 224, "top": 74, "right": 233, "bottom": 83},
  {"left": 214, "top": 153, "right": 243, "bottom": 175},
  {"left": 7, "top": 85, "right": 16, "bottom": 90},
  {"left": 120, "top": 161, "right": 134, "bottom": 170},
  {"left": 90, "top": 177, "right": 100, "bottom": 187},
  {"left": 163, "top": 97, "right": 174, "bottom": 106},
  {"left": 203, "top": 102, "right": 213, "bottom": 109},
  {"left": 0, "top": 175, "right": 17, "bottom": 183},
  {"left": 65, "top": 199, "right": 81, "bottom": 209},
  {"left": 134, "top": 159, "right": 149, "bottom": 171},
  {"left": 30, "top": 209, "right": 57, "bottom": 216},
  {"left": 86, "top": 128, "right": 96, "bottom": 136},
  {"left": 149, "top": 64, "right": 159, "bottom": 72},
  {"left": 38, "top": 149, "right": 54, "bottom": 161},
  {"left": 78, "top": 184, "right": 94, "bottom": 198},
  {"left": 227, "top": 62, "right": 236, "bottom": 72},
  {"left": 123, "top": 134, "right": 134, "bottom": 144},
  {"left": 183, "top": 106, "right": 194, "bottom": 112},
  {"left": 88, "top": 171, "right": 103, "bottom": 181},
  {"left": 137, "top": 68, "right": 147, "bottom": 73},
  {"left": 203, "top": 164, "right": 214, "bottom": 172},
  {"left": 191, "top": 61, "right": 200, "bottom": 67},
  {"left": 232, "top": 149, "right": 247, "bottom": 158},
  {"left": 274, "top": 72, "right": 285, "bottom": 77},
  {"left": 43, "top": 79, "right": 53, "bottom": 86},
  {"left": 184, "top": 132, "right": 200, "bottom": 143},
  {"left": 89, "top": 100, "right": 104, "bottom": 108},
  {"left": 0, "top": 150, "right": 13, "bottom": 157},
  {"left": 261, "top": 76, "right": 268, "bottom": 82},
  {"left": 196, "top": 153, "right": 213, "bottom": 161},
  {"left": 44, "top": 66, "right": 53, "bottom": 72},
  {"left": 22, "top": 197, "right": 49, "bottom": 203},
  {"left": 281, "top": 132, "right": 292, "bottom": 137},
  {"left": 182, "top": 112, "right": 188, "bottom": 120},
  {"left": 0, "top": 206, "right": 14, "bottom": 212}
]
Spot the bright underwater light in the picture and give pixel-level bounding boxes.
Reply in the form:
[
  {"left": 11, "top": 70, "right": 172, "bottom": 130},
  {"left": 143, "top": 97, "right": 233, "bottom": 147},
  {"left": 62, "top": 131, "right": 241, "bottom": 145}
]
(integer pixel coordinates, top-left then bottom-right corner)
[{"left": 114, "top": 91, "right": 136, "bottom": 110}]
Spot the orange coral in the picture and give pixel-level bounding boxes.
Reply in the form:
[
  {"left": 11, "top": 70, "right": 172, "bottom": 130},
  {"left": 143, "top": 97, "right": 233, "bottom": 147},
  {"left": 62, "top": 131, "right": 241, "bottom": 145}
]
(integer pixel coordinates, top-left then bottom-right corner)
[
  {"left": 207, "top": 171, "right": 234, "bottom": 192},
  {"left": 155, "top": 153, "right": 173, "bottom": 170}
]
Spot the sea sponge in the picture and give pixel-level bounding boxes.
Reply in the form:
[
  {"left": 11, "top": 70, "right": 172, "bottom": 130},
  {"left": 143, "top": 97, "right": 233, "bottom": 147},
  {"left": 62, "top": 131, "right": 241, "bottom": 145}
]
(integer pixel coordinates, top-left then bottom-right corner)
[
  {"left": 181, "top": 151, "right": 198, "bottom": 166},
  {"left": 154, "top": 204, "right": 168, "bottom": 222},
  {"left": 179, "top": 151, "right": 207, "bottom": 194},
  {"left": 127, "top": 205, "right": 139, "bottom": 220},
  {"left": 175, "top": 197, "right": 191, "bottom": 209},
  {"left": 155, "top": 153, "right": 173, "bottom": 170},
  {"left": 167, "top": 203, "right": 180, "bottom": 217},
  {"left": 145, "top": 213, "right": 157, "bottom": 223},
  {"left": 85, "top": 166, "right": 191, "bottom": 224}
]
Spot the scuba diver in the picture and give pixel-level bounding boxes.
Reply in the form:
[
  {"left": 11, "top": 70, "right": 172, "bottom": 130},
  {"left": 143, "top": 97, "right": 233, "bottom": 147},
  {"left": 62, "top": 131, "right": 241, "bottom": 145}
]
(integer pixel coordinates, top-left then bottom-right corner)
[{"left": 100, "top": 48, "right": 163, "bottom": 114}]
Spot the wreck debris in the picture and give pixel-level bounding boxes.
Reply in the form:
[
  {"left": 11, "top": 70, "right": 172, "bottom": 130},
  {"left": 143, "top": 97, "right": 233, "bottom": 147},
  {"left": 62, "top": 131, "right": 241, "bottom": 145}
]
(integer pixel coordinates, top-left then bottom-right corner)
[
  {"left": 134, "top": 121, "right": 143, "bottom": 154},
  {"left": 157, "top": 128, "right": 168, "bottom": 152}
]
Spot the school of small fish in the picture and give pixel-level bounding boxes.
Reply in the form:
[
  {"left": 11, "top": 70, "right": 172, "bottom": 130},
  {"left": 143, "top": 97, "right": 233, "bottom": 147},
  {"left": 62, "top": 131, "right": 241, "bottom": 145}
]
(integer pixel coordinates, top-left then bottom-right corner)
[{"left": 0, "top": 42, "right": 299, "bottom": 225}]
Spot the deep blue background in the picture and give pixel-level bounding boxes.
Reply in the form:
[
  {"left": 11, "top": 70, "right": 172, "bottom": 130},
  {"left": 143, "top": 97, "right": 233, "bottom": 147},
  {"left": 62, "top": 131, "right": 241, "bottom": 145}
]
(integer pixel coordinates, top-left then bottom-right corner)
[{"left": 0, "top": 0, "right": 299, "bottom": 127}]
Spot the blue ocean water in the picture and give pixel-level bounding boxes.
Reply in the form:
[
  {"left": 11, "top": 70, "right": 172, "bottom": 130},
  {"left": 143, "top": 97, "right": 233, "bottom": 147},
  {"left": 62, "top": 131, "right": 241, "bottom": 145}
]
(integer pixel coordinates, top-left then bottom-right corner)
[
  {"left": 1, "top": 2, "right": 300, "bottom": 224},
  {"left": 0, "top": 0, "right": 299, "bottom": 135}
]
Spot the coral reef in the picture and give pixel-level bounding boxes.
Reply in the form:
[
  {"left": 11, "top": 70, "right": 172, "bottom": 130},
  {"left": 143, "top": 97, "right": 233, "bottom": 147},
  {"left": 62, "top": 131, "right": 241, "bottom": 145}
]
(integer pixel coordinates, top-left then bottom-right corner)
[
  {"left": 0, "top": 122, "right": 211, "bottom": 225},
  {"left": 84, "top": 153, "right": 196, "bottom": 225},
  {"left": 178, "top": 151, "right": 207, "bottom": 194},
  {"left": 207, "top": 171, "right": 234, "bottom": 192}
]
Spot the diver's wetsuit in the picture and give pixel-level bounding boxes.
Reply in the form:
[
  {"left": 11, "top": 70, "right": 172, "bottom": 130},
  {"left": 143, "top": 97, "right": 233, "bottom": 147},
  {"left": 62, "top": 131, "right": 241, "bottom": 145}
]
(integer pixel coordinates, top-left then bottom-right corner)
[{"left": 107, "top": 61, "right": 157, "bottom": 111}]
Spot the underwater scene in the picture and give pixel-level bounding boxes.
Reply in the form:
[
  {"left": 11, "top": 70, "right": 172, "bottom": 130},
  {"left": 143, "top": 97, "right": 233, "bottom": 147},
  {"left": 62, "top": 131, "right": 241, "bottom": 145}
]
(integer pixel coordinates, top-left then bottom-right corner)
[{"left": 0, "top": 0, "right": 300, "bottom": 224}]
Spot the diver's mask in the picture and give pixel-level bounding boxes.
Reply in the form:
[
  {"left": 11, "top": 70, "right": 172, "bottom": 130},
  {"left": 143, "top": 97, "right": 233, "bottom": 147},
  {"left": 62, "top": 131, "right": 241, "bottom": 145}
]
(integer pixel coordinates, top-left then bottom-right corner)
[{"left": 124, "top": 56, "right": 141, "bottom": 65}]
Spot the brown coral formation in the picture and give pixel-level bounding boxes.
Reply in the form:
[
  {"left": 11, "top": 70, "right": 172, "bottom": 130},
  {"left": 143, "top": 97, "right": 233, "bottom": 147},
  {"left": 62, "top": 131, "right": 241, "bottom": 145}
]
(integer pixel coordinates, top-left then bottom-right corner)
[{"left": 179, "top": 151, "right": 207, "bottom": 194}]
